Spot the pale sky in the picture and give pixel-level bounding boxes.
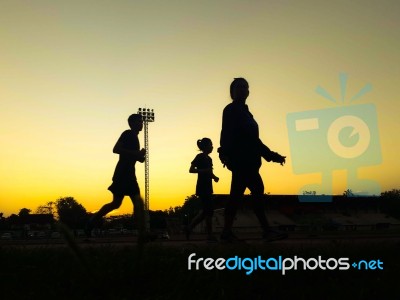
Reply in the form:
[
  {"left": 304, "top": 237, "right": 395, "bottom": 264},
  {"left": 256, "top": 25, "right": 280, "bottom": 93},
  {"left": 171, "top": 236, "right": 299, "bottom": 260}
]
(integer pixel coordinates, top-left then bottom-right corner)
[{"left": 1, "top": 0, "right": 399, "bottom": 216}]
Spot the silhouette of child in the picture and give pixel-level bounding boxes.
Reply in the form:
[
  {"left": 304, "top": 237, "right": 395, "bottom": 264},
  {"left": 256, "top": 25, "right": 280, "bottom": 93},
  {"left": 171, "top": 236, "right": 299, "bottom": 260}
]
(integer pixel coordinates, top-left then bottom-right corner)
[
  {"left": 85, "top": 114, "right": 146, "bottom": 239},
  {"left": 186, "top": 138, "right": 219, "bottom": 242}
]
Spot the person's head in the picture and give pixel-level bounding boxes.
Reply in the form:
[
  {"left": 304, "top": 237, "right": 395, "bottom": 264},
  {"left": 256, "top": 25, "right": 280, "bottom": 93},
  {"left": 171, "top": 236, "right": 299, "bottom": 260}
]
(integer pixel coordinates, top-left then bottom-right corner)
[
  {"left": 230, "top": 77, "right": 249, "bottom": 102},
  {"left": 128, "top": 114, "right": 143, "bottom": 132},
  {"left": 197, "top": 138, "right": 213, "bottom": 154}
]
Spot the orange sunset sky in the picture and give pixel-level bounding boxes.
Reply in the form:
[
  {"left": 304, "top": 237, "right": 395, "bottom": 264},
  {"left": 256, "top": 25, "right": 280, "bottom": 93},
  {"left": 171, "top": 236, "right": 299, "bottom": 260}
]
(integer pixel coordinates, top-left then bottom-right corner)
[{"left": 1, "top": 0, "right": 399, "bottom": 217}]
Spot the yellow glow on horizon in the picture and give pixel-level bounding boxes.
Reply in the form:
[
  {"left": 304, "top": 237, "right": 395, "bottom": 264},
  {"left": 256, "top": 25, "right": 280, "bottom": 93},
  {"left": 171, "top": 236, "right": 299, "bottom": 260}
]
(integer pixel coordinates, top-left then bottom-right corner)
[{"left": 1, "top": 1, "right": 399, "bottom": 217}]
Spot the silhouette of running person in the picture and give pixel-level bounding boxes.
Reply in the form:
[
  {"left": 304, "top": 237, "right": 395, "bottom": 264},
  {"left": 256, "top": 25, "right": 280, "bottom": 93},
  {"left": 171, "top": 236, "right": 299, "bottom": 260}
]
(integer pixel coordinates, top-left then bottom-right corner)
[
  {"left": 218, "top": 77, "right": 288, "bottom": 242},
  {"left": 185, "top": 138, "right": 219, "bottom": 242},
  {"left": 85, "top": 114, "right": 145, "bottom": 239}
]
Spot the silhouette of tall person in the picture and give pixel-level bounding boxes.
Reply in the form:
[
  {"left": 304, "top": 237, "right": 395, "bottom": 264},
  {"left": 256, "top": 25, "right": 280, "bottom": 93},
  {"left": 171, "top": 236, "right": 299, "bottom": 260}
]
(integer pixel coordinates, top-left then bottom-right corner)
[
  {"left": 218, "top": 77, "right": 288, "bottom": 242},
  {"left": 85, "top": 114, "right": 145, "bottom": 238}
]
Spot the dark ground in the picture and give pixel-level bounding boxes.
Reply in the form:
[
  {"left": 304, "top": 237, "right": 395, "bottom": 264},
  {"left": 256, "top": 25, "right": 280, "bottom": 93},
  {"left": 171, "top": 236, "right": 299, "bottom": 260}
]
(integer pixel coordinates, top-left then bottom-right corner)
[{"left": 1, "top": 230, "right": 399, "bottom": 300}]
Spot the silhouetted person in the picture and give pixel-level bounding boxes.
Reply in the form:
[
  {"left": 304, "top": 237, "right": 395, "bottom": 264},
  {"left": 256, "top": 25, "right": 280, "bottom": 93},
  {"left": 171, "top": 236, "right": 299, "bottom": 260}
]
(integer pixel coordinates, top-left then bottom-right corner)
[
  {"left": 85, "top": 114, "right": 145, "bottom": 239},
  {"left": 186, "top": 138, "right": 219, "bottom": 242},
  {"left": 218, "top": 77, "right": 287, "bottom": 242}
]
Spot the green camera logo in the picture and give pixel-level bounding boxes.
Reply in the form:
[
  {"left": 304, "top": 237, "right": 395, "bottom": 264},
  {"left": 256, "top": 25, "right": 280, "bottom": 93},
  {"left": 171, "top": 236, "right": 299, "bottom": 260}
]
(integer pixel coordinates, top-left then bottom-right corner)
[{"left": 287, "top": 74, "right": 381, "bottom": 202}]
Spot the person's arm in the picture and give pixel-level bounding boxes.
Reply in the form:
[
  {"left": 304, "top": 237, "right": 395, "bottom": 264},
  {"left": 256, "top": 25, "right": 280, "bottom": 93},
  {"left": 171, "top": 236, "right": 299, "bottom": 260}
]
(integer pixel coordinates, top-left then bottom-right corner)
[
  {"left": 189, "top": 163, "right": 196, "bottom": 173},
  {"left": 219, "top": 106, "right": 236, "bottom": 168},
  {"left": 220, "top": 106, "right": 235, "bottom": 154},
  {"left": 259, "top": 139, "right": 286, "bottom": 165},
  {"left": 113, "top": 134, "right": 146, "bottom": 162},
  {"left": 212, "top": 172, "right": 219, "bottom": 182},
  {"left": 190, "top": 163, "right": 218, "bottom": 182},
  {"left": 189, "top": 163, "right": 212, "bottom": 174}
]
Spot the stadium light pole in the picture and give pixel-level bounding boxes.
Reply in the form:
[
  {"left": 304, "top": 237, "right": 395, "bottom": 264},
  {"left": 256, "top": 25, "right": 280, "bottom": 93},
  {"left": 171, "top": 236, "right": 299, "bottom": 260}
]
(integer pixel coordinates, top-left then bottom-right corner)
[{"left": 137, "top": 108, "right": 155, "bottom": 230}]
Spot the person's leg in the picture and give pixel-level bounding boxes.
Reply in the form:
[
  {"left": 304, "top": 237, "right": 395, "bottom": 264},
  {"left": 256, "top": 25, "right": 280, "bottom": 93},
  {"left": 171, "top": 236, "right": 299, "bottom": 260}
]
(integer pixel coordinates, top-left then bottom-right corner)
[
  {"left": 247, "top": 172, "right": 270, "bottom": 231},
  {"left": 187, "top": 211, "right": 205, "bottom": 232},
  {"left": 203, "top": 195, "right": 214, "bottom": 237},
  {"left": 96, "top": 195, "right": 124, "bottom": 218},
  {"left": 185, "top": 195, "right": 209, "bottom": 240},
  {"left": 129, "top": 194, "right": 145, "bottom": 235},
  {"left": 192, "top": 194, "right": 215, "bottom": 238},
  {"left": 247, "top": 172, "right": 288, "bottom": 241},
  {"left": 221, "top": 171, "right": 246, "bottom": 241},
  {"left": 86, "top": 194, "right": 124, "bottom": 235},
  {"left": 185, "top": 210, "right": 205, "bottom": 240},
  {"left": 130, "top": 194, "right": 159, "bottom": 244}
]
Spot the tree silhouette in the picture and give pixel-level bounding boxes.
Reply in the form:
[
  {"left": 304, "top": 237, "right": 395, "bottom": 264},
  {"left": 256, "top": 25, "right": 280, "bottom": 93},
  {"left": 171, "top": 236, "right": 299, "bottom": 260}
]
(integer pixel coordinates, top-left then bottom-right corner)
[
  {"left": 55, "top": 197, "right": 88, "bottom": 230},
  {"left": 0, "top": 212, "right": 5, "bottom": 230},
  {"left": 381, "top": 189, "right": 400, "bottom": 219},
  {"left": 18, "top": 208, "right": 31, "bottom": 217},
  {"left": 36, "top": 201, "right": 55, "bottom": 217},
  {"left": 343, "top": 189, "right": 354, "bottom": 197},
  {"left": 181, "top": 194, "right": 201, "bottom": 216}
]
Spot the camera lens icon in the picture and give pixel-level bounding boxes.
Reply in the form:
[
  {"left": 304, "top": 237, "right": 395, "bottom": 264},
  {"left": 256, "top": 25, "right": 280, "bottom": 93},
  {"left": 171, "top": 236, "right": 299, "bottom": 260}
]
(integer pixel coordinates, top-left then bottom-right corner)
[
  {"left": 327, "top": 115, "right": 370, "bottom": 159},
  {"left": 287, "top": 103, "right": 381, "bottom": 174}
]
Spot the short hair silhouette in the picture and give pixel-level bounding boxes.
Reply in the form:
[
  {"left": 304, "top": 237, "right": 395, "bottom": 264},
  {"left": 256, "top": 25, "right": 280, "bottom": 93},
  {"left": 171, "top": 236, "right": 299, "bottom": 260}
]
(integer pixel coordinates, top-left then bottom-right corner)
[
  {"left": 128, "top": 114, "right": 142, "bottom": 124},
  {"left": 230, "top": 77, "right": 249, "bottom": 99}
]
